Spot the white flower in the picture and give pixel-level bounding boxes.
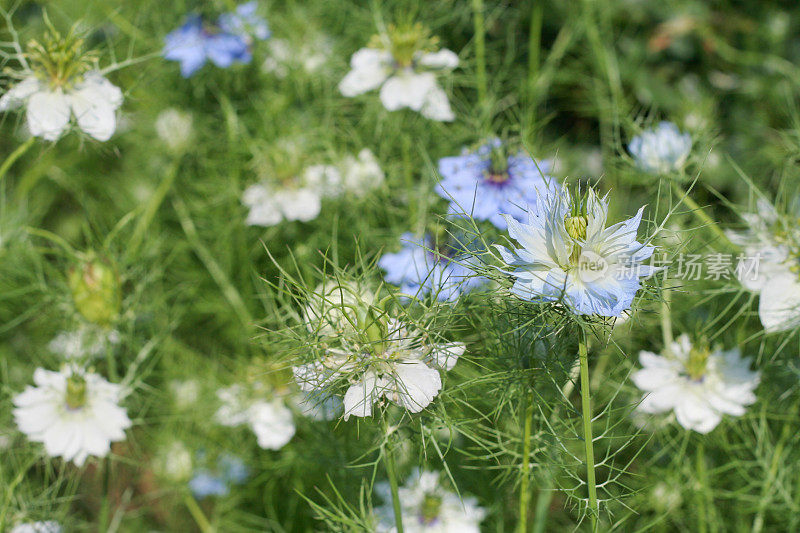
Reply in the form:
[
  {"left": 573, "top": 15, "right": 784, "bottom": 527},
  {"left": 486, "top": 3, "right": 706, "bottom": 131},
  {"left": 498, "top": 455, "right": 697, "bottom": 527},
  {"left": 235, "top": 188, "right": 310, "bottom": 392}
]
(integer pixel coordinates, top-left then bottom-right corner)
[
  {"left": 628, "top": 121, "right": 692, "bottom": 174},
  {"left": 375, "top": 469, "right": 485, "bottom": 533},
  {"left": 170, "top": 379, "right": 200, "bottom": 409},
  {"left": 262, "top": 36, "right": 332, "bottom": 78},
  {"left": 10, "top": 522, "right": 62, "bottom": 533},
  {"left": 242, "top": 183, "right": 322, "bottom": 226},
  {"left": 495, "top": 185, "right": 656, "bottom": 317},
  {"left": 13, "top": 367, "right": 131, "bottom": 466},
  {"left": 215, "top": 384, "right": 296, "bottom": 450},
  {"left": 293, "top": 320, "right": 462, "bottom": 420},
  {"left": 631, "top": 335, "right": 760, "bottom": 433},
  {"left": 155, "top": 108, "right": 194, "bottom": 152},
  {"left": 242, "top": 162, "right": 343, "bottom": 227},
  {"left": 726, "top": 198, "right": 800, "bottom": 332},
  {"left": 339, "top": 148, "right": 385, "bottom": 196},
  {"left": 48, "top": 324, "right": 120, "bottom": 360},
  {"left": 339, "top": 43, "right": 458, "bottom": 121},
  {"left": 154, "top": 440, "right": 193, "bottom": 482},
  {"left": 1, "top": 72, "right": 123, "bottom": 141}
]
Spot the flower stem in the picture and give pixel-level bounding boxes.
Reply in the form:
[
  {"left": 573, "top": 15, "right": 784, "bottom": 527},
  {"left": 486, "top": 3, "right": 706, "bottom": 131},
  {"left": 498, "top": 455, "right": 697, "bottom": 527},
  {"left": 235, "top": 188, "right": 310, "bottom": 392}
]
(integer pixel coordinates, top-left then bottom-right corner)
[
  {"left": 671, "top": 182, "right": 733, "bottom": 249},
  {"left": 578, "top": 327, "right": 598, "bottom": 530},
  {"left": 184, "top": 493, "right": 215, "bottom": 533},
  {"left": 129, "top": 154, "right": 183, "bottom": 256},
  {"left": 384, "top": 440, "right": 404, "bottom": 533},
  {"left": 695, "top": 440, "right": 708, "bottom": 533},
  {"left": 0, "top": 137, "right": 35, "bottom": 185},
  {"left": 517, "top": 390, "right": 534, "bottom": 532},
  {"left": 471, "top": 0, "right": 488, "bottom": 107},
  {"left": 661, "top": 275, "right": 673, "bottom": 357}
]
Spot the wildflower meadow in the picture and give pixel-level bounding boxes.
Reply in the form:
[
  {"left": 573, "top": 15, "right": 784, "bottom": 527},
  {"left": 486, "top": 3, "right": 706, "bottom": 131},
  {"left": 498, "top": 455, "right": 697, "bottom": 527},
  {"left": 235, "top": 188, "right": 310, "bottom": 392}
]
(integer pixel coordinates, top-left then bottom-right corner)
[{"left": 3, "top": 1, "right": 800, "bottom": 531}]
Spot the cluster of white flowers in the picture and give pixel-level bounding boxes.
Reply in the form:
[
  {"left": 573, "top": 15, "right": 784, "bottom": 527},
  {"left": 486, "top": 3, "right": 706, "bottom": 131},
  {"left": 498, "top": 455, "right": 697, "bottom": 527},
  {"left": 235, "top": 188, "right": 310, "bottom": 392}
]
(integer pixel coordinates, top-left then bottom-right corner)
[
  {"left": 726, "top": 198, "right": 800, "bottom": 332},
  {"left": 632, "top": 334, "right": 760, "bottom": 433},
  {"left": 12, "top": 366, "right": 131, "bottom": 466},
  {"left": 242, "top": 148, "right": 384, "bottom": 226},
  {"left": 215, "top": 384, "right": 296, "bottom": 450}
]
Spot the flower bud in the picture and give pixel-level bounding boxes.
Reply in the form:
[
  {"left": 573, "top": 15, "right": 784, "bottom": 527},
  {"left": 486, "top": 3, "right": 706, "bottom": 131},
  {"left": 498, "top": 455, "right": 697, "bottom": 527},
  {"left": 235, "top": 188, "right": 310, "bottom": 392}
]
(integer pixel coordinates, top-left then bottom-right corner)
[{"left": 68, "top": 255, "right": 120, "bottom": 327}]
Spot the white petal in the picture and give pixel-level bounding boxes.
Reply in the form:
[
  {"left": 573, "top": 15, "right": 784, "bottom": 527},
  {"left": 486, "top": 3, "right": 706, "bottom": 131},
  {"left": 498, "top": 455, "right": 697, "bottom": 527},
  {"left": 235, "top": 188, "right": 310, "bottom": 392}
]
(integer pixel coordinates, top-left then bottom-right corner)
[
  {"left": 343, "top": 371, "right": 381, "bottom": 420},
  {"left": 420, "top": 81, "right": 455, "bottom": 121},
  {"left": 27, "top": 90, "right": 71, "bottom": 141},
  {"left": 379, "top": 71, "right": 437, "bottom": 112},
  {"left": 758, "top": 272, "right": 800, "bottom": 332},
  {"left": 390, "top": 361, "right": 442, "bottom": 413},
  {"left": 674, "top": 394, "right": 722, "bottom": 433},
  {"left": 417, "top": 49, "right": 459, "bottom": 69},
  {"left": 248, "top": 400, "right": 296, "bottom": 450},
  {"left": 0, "top": 76, "right": 40, "bottom": 110},
  {"left": 339, "top": 48, "right": 390, "bottom": 97},
  {"left": 69, "top": 75, "right": 123, "bottom": 141},
  {"left": 429, "top": 342, "right": 464, "bottom": 371},
  {"left": 276, "top": 188, "right": 322, "bottom": 222}
]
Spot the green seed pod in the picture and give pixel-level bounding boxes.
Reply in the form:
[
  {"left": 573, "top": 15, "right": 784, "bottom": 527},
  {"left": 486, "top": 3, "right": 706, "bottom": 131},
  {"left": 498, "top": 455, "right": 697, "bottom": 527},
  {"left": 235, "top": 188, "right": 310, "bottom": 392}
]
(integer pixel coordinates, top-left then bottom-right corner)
[
  {"left": 65, "top": 373, "right": 87, "bottom": 409},
  {"left": 68, "top": 255, "right": 120, "bottom": 327}
]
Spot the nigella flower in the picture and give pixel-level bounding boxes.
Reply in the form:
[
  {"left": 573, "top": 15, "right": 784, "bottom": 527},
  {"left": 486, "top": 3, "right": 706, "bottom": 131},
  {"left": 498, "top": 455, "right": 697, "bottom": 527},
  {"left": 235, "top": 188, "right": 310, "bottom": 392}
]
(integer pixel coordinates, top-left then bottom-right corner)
[
  {"left": 726, "top": 198, "right": 800, "bottom": 332},
  {"left": 218, "top": 1, "right": 271, "bottom": 42},
  {"left": 435, "top": 139, "right": 557, "bottom": 230},
  {"left": 1, "top": 23, "right": 124, "bottom": 142},
  {"left": 375, "top": 469, "right": 486, "bottom": 532},
  {"left": 628, "top": 121, "right": 692, "bottom": 174},
  {"left": 631, "top": 335, "right": 760, "bottom": 433},
  {"left": 48, "top": 324, "right": 120, "bottom": 361},
  {"left": 293, "top": 319, "right": 463, "bottom": 420},
  {"left": 164, "top": 3, "right": 270, "bottom": 78},
  {"left": 379, "top": 233, "right": 486, "bottom": 302},
  {"left": 242, "top": 162, "right": 341, "bottom": 227},
  {"left": 338, "top": 148, "right": 385, "bottom": 197},
  {"left": 189, "top": 452, "right": 249, "bottom": 498},
  {"left": 9, "top": 522, "right": 62, "bottom": 533},
  {"left": 262, "top": 35, "right": 332, "bottom": 78},
  {"left": 495, "top": 185, "right": 656, "bottom": 317},
  {"left": 215, "top": 384, "right": 296, "bottom": 450},
  {"left": 12, "top": 366, "right": 131, "bottom": 466},
  {"left": 339, "top": 23, "right": 458, "bottom": 121},
  {"left": 155, "top": 108, "right": 194, "bottom": 153}
]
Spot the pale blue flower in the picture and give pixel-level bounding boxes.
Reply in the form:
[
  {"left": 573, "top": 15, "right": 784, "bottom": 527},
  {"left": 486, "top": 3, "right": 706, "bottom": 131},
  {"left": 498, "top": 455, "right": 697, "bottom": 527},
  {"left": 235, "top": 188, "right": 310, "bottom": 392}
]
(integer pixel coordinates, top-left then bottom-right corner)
[
  {"left": 435, "top": 139, "right": 557, "bottom": 230},
  {"left": 219, "top": 1, "right": 271, "bottom": 42},
  {"left": 495, "top": 185, "right": 655, "bottom": 317},
  {"left": 628, "top": 121, "right": 692, "bottom": 174},
  {"left": 163, "top": 15, "right": 251, "bottom": 78},
  {"left": 189, "top": 452, "right": 249, "bottom": 498},
  {"left": 378, "top": 233, "right": 486, "bottom": 302}
]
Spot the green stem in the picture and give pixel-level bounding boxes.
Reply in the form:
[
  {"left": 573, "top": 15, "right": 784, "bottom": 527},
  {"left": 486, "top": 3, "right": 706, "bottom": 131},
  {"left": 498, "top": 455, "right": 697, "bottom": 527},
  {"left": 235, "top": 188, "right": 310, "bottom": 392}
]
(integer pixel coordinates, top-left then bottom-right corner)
[
  {"left": 471, "top": 0, "right": 488, "bottom": 107},
  {"left": 184, "top": 493, "right": 215, "bottom": 533},
  {"left": 696, "top": 440, "right": 708, "bottom": 533},
  {"left": 129, "top": 155, "right": 183, "bottom": 256},
  {"left": 578, "top": 327, "right": 598, "bottom": 531},
  {"left": 671, "top": 182, "right": 733, "bottom": 249},
  {"left": 0, "top": 137, "right": 35, "bottom": 184},
  {"left": 98, "top": 458, "right": 112, "bottom": 531},
  {"left": 518, "top": 390, "right": 534, "bottom": 532},
  {"left": 661, "top": 277, "right": 673, "bottom": 357},
  {"left": 526, "top": 0, "right": 543, "bottom": 125},
  {"left": 384, "top": 439, "right": 404, "bottom": 533}
]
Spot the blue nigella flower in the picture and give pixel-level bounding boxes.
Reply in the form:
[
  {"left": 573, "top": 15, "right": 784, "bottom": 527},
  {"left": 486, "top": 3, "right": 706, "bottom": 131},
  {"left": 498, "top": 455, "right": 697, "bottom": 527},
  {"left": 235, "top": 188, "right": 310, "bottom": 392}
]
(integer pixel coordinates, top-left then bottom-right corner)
[
  {"left": 189, "top": 452, "right": 249, "bottom": 498},
  {"left": 628, "top": 121, "right": 692, "bottom": 174},
  {"left": 218, "top": 1, "right": 271, "bottom": 42},
  {"left": 378, "top": 232, "right": 486, "bottom": 302},
  {"left": 163, "top": 4, "right": 269, "bottom": 78},
  {"left": 435, "top": 139, "right": 557, "bottom": 230}
]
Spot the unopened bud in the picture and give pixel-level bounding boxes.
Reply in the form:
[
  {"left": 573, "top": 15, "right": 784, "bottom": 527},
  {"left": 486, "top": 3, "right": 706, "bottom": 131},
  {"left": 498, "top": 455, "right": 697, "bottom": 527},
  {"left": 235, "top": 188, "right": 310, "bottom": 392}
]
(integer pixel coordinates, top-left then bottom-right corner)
[{"left": 68, "top": 255, "right": 120, "bottom": 327}]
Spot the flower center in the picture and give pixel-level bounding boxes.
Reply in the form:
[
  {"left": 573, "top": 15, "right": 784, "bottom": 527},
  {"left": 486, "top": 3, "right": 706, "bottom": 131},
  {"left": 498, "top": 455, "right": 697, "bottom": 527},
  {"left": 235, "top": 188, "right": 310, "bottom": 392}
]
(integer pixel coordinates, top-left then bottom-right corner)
[
  {"left": 371, "top": 23, "right": 438, "bottom": 69},
  {"left": 66, "top": 374, "right": 88, "bottom": 409},
  {"left": 484, "top": 145, "right": 511, "bottom": 184},
  {"left": 26, "top": 26, "right": 97, "bottom": 89},
  {"left": 419, "top": 492, "right": 442, "bottom": 525},
  {"left": 565, "top": 215, "right": 588, "bottom": 265},
  {"left": 685, "top": 346, "right": 710, "bottom": 381}
]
